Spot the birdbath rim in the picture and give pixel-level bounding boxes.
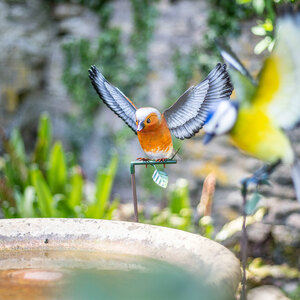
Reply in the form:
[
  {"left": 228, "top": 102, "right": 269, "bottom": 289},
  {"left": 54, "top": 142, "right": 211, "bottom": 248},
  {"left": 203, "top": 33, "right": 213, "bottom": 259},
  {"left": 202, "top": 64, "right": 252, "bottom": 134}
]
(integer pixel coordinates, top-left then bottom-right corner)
[{"left": 0, "top": 218, "right": 241, "bottom": 297}]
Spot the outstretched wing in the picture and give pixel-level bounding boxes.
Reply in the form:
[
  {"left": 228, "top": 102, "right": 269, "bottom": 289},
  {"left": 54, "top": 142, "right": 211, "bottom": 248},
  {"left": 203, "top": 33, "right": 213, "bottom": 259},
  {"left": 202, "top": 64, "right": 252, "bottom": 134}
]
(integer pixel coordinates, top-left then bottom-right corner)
[
  {"left": 252, "top": 10, "right": 300, "bottom": 130},
  {"left": 163, "top": 63, "right": 233, "bottom": 140},
  {"left": 216, "top": 39, "right": 257, "bottom": 105},
  {"left": 89, "top": 66, "right": 137, "bottom": 133}
]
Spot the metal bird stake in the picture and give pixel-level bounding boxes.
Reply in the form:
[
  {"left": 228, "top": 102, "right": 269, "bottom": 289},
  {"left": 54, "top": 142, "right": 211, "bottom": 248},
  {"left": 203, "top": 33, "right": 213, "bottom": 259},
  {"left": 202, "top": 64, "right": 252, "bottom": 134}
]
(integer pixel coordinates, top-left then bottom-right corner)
[{"left": 130, "top": 159, "right": 177, "bottom": 222}]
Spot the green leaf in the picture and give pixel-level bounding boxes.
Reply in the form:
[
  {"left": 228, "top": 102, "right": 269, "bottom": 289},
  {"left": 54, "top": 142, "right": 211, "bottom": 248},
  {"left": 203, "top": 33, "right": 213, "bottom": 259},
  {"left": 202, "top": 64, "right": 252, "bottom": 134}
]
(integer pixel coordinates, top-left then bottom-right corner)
[
  {"left": 47, "top": 142, "right": 67, "bottom": 194},
  {"left": 251, "top": 25, "right": 266, "bottom": 36},
  {"left": 31, "top": 169, "right": 55, "bottom": 217},
  {"left": 262, "top": 19, "right": 273, "bottom": 32},
  {"left": 252, "top": 0, "right": 265, "bottom": 14},
  {"left": 19, "top": 186, "right": 36, "bottom": 217},
  {"left": 33, "top": 112, "right": 52, "bottom": 166},
  {"left": 10, "top": 128, "right": 26, "bottom": 163},
  {"left": 246, "top": 192, "right": 261, "bottom": 215},
  {"left": 68, "top": 166, "right": 83, "bottom": 209},
  {"left": 254, "top": 36, "right": 273, "bottom": 54},
  {"left": 87, "top": 155, "right": 118, "bottom": 219},
  {"left": 152, "top": 169, "right": 168, "bottom": 188},
  {"left": 2, "top": 130, "right": 28, "bottom": 189}
]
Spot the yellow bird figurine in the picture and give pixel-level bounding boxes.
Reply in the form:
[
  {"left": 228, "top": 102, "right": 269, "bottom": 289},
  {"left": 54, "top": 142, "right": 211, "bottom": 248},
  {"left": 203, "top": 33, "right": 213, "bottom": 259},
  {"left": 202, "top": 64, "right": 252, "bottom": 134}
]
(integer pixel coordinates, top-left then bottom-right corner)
[{"left": 203, "top": 7, "right": 300, "bottom": 201}]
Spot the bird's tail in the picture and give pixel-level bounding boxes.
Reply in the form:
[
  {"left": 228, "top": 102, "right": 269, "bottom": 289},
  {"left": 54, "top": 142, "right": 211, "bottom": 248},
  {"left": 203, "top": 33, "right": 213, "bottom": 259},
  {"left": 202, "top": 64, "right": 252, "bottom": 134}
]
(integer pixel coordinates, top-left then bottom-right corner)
[{"left": 292, "top": 159, "right": 300, "bottom": 202}]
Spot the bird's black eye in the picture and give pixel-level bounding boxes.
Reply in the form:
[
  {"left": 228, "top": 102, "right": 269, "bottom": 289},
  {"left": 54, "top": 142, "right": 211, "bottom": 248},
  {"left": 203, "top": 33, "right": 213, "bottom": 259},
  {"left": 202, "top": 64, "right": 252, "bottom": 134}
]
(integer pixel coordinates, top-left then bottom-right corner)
[{"left": 147, "top": 118, "right": 151, "bottom": 124}]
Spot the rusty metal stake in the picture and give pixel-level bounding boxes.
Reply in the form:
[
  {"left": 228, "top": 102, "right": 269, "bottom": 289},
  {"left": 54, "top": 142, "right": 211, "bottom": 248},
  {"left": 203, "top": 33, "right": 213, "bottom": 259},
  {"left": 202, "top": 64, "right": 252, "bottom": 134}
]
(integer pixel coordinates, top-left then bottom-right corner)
[
  {"left": 240, "top": 182, "right": 248, "bottom": 300},
  {"left": 130, "top": 160, "right": 177, "bottom": 223}
]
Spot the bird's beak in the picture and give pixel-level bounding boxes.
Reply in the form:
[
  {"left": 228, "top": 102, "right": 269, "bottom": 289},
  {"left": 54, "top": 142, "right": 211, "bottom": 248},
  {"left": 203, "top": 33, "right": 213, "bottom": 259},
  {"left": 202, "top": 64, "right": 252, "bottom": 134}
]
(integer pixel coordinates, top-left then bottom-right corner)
[
  {"left": 203, "top": 133, "right": 215, "bottom": 145},
  {"left": 137, "top": 121, "right": 145, "bottom": 132}
]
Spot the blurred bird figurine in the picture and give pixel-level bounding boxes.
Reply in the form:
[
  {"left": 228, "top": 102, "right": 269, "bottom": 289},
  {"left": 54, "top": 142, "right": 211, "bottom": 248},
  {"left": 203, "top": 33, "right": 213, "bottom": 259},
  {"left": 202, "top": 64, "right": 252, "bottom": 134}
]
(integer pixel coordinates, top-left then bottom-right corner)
[
  {"left": 89, "top": 63, "right": 233, "bottom": 162},
  {"left": 203, "top": 7, "right": 300, "bottom": 201}
]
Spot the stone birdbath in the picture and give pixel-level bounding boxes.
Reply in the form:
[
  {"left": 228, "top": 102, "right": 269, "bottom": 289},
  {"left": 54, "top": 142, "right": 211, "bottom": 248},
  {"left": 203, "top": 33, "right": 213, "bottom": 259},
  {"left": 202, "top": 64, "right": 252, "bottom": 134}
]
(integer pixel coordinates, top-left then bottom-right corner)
[{"left": 0, "top": 219, "right": 241, "bottom": 299}]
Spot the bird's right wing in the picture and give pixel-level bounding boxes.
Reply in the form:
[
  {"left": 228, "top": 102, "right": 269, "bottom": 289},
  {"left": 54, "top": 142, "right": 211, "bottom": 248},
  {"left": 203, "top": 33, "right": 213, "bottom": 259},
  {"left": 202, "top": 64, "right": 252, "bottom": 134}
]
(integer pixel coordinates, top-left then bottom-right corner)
[
  {"left": 252, "top": 9, "right": 300, "bottom": 130},
  {"left": 89, "top": 66, "right": 137, "bottom": 133},
  {"left": 216, "top": 39, "right": 258, "bottom": 105},
  {"left": 164, "top": 63, "right": 233, "bottom": 140}
]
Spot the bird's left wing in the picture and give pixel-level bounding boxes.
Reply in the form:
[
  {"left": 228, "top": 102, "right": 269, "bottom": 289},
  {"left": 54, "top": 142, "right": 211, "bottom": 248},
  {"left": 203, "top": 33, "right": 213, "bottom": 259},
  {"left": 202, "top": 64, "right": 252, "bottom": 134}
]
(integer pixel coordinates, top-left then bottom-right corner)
[
  {"left": 163, "top": 63, "right": 233, "bottom": 140},
  {"left": 253, "top": 10, "right": 300, "bottom": 130},
  {"left": 89, "top": 66, "right": 137, "bottom": 133}
]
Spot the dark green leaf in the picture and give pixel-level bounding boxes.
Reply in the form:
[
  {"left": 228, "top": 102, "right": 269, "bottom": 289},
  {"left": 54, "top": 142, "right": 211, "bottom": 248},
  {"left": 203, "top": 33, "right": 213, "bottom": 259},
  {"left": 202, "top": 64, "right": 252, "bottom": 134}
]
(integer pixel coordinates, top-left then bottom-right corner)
[
  {"left": 47, "top": 142, "right": 67, "bottom": 194},
  {"left": 33, "top": 112, "right": 52, "bottom": 166},
  {"left": 31, "top": 169, "right": 55, "bottom": 217},
  {"left": 67, "top": 166, "right": 83, "bottom": 210}
]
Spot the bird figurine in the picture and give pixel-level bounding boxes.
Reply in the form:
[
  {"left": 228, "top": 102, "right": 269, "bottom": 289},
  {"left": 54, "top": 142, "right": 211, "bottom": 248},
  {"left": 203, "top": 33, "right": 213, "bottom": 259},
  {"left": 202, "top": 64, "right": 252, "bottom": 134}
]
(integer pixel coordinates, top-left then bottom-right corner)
[
  {"left": 203, "top": 8, "right": 300, "bottom": 201},
  {"left": 89, "top": 63, "right": 233, "bottom": 162}
]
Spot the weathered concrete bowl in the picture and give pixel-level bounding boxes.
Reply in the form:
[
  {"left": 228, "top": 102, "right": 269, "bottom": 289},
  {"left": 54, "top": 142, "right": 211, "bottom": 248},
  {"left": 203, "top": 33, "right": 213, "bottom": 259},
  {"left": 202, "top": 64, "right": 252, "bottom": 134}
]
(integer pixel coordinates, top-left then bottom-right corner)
[{"left": 0, "top": 218, "right": 241, "bottom": 298}]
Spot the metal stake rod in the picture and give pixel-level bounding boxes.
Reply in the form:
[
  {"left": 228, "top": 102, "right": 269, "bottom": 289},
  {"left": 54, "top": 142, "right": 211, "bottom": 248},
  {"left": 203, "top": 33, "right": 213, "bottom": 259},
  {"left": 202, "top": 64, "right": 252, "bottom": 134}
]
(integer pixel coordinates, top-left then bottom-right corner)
[
  {"left": 241, "top": 185, "right": 248, "bottom": 300},
  {"left": 130, "top": 166, "right": 139, "bottom": 222},
  {"left": 130, "top": 160, "right": 177, "bottom": 223}
]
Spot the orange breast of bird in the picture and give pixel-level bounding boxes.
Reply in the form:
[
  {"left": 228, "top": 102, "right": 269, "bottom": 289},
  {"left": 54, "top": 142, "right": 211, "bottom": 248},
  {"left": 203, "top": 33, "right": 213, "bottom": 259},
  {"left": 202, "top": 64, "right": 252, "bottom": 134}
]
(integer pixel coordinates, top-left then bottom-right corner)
[{"left": 137, "top": 115, "right": 173, "bottom": 159}]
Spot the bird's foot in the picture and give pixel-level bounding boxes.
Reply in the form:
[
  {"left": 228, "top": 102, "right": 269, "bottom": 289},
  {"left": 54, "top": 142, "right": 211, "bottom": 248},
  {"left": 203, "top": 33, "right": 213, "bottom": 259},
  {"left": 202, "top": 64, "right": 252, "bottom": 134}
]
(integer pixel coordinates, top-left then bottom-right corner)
[
  {"left": 136, "top": 157, "right": 150, "bottom": 168},
  {"left": 156, "top": 158, "right": 167, "bottom": 168},
  {"left": 136, "top": 157, "right": 150, "bottom": 161}
]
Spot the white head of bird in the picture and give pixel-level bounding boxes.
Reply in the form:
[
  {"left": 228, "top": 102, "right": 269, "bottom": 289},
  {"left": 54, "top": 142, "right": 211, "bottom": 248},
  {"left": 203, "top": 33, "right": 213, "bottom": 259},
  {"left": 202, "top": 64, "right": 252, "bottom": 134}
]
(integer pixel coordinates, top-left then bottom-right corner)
[
  {"left": 203, "top": 100, "right": 238, "bottom": 144},
  {"left": 135, "top": 107, "right": 161, "bottom": 132}
]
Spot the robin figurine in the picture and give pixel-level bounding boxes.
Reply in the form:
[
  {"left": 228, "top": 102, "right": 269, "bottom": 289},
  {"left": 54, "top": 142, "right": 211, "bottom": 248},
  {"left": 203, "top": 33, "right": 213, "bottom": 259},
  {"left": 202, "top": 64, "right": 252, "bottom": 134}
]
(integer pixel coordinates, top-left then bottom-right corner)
[{"left": 89, "top": 63, "right": 233, "bottom": 161}]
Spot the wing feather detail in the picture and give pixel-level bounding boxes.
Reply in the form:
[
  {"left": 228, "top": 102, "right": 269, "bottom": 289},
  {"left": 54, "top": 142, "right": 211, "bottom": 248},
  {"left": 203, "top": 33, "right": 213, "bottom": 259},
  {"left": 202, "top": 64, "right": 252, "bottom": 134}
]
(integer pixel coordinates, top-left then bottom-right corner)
[
  {"left": 164, "top": 63, "right": 233, "bottom": 139},
  {"left": 89, "top": 66, "right": 137, "bottom": 133}
]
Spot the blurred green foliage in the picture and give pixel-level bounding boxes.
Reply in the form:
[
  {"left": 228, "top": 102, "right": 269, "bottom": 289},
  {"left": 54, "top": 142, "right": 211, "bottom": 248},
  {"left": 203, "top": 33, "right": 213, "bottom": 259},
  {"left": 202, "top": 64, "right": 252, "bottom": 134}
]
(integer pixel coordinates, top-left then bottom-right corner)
[
  {"left": 62, "top": 28, "right": 125, "bottom": 121},
  {"left": 150, "top": 178, "right": 192, "bottom": 231},
  {"left": 144, "top": 178, "right": 213, "bottom": 238},
  {"left": 0, "top": 113, "right": 118, "bottom": 219},
  {"left": 238, "top": 0, "right": 297, "bottom": 54}
]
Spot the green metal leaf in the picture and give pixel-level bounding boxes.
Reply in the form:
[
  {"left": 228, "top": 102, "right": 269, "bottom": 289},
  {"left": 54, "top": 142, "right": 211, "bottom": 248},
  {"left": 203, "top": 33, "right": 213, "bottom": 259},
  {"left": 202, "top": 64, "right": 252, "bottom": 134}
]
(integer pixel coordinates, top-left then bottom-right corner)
[
  {"left": 47, "top": 142, "right": 67, "bottom": 194},
  {"left": 152, "top": 169, "right": 168, "bottom": 188},
  {"left": 31, "top": 169, "right": 55, "bottom": 217},
  {"left": 246, "top": 192, "right": 261, "bottom": 215}
]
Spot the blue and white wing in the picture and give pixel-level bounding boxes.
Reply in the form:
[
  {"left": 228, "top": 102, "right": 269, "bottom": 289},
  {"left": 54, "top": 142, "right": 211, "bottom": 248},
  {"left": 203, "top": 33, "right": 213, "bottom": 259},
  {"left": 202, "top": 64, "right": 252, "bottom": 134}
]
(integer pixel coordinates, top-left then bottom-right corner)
[
  {"left": 163, "top": 63, "right": 233, "bottom": 140},
  {"left": 89, "top": 66, "right": 137, "bottom": 133}
]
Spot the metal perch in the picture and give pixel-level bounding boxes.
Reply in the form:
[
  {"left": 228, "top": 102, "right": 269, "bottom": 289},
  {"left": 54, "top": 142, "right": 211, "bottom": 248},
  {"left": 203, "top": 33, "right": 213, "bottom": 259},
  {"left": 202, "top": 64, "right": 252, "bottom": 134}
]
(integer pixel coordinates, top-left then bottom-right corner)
[{"left": 130, "top": 160, "right": 177, "bottom": 222}]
